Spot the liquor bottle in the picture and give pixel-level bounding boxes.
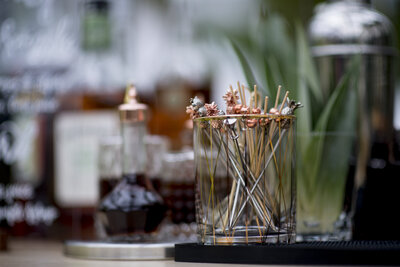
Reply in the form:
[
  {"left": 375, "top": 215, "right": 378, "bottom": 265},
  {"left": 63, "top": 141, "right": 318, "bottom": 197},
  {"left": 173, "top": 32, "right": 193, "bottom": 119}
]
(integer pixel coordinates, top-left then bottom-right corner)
[
  {"left": 52, "top": 0, "right": 126, "bottom": 240},
  {"left": 149, "top": 78, "right": 210, "bottom": 150},
  {"left": 98, "top": 85, "right": 166, "bottom": 241}
]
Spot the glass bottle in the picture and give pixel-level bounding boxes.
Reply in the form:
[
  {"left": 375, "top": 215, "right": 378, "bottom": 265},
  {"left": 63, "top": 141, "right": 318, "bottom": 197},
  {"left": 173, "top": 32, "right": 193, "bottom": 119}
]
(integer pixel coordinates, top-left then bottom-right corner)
[
  {"left": 308, "top": 0, "right": 397, "bottom": 240},
  {"left": 98, "top": 85, "right": 166, "bottom": 241},
  {"left": 53, "top": 0, "right": 127, "bottom": 240}
]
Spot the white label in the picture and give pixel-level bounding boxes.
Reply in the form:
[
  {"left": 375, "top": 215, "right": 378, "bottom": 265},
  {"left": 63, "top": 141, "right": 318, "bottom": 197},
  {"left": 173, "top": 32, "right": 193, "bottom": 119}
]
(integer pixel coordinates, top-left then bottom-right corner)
[{"left": 55, "top": 111, "right": 119, "bottom": 207}]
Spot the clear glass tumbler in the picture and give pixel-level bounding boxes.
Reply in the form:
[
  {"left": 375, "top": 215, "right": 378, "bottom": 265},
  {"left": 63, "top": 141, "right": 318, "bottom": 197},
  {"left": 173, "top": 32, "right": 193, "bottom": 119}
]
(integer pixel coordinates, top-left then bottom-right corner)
[{"left": 193, "top": 115, "right": 296, "bottom": 245}]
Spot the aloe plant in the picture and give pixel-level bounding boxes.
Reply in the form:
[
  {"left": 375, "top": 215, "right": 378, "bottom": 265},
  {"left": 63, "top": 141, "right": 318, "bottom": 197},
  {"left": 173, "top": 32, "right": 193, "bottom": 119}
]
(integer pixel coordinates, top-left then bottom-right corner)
[{"left": 228, "top": 14, "right": 360, "bottom": 237}]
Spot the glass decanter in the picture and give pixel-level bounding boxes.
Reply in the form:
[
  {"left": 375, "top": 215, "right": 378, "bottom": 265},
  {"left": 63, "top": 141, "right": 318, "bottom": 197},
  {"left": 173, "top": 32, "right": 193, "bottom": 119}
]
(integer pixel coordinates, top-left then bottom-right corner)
[{"left": 98, "top": 85, "right": 166, "bottom": 241}]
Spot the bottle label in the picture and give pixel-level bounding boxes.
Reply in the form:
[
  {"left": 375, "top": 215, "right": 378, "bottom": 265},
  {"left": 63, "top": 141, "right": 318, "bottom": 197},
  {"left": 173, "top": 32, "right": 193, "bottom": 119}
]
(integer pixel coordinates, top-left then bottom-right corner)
[{"left": 55, "top": 111, "right": 119, "bottom": 207}]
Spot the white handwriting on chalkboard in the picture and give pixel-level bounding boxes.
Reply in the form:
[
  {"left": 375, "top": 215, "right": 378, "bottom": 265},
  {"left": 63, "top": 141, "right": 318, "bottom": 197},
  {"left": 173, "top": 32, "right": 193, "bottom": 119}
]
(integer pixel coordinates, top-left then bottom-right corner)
[
  {"left": 0, "top": 184, "right": 34, "bottom": 203},
  {"left": 0, "top": 120, "right": 36, "bottom": 165},
  {"left": 25, "top": 202, "right": 58, "bottom": 226},
  {"left": 0, "top": 201, "right": 58, "bottom": 226}
]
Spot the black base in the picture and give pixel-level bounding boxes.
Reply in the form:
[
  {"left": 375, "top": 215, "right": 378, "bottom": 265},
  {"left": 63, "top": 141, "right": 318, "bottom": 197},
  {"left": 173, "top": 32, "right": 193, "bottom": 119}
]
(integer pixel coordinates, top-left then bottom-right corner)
[{"left": 175, "top": 241, "right": 400, "bottom": 265}]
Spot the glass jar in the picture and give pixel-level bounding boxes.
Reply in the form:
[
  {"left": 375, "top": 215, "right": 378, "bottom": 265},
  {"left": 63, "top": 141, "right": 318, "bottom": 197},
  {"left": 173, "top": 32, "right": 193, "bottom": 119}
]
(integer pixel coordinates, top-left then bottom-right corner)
[{"left": 193, "top": 115, "right": 296, "bottom": 245}]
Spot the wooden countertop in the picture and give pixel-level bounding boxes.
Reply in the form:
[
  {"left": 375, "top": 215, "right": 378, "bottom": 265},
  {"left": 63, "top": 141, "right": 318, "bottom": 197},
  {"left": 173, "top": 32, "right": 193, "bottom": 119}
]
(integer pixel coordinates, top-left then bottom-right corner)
[{"left": 0, "top": 239, "right": 272, "bottom": 267}]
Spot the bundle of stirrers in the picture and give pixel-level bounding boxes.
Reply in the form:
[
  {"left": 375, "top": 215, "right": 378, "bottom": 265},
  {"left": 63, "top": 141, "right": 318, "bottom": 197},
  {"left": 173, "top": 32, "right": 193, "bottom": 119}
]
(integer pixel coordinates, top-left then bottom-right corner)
[
  {"left": 188, "top": 83, "right": 301, "bottom": 245},
  {"left": 187, "top": 82, "right": 300, "bottom": 121}
]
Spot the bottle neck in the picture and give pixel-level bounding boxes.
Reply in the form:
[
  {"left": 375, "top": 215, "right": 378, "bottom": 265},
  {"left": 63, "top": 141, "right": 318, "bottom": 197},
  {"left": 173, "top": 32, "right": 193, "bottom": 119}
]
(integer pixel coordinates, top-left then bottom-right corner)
[
  {"left": 121, "top": 121, "right": 147, "bottom": 175},
  {"left": 82, "top": 0, "right": 111, "bottom": 51}
]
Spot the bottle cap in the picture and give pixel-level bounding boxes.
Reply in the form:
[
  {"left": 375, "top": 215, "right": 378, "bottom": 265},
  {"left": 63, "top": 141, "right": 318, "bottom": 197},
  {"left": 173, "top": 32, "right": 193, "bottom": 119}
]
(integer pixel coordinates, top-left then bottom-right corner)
[{"left": 119, "top": 84, "right": 147, "bottom": 123}]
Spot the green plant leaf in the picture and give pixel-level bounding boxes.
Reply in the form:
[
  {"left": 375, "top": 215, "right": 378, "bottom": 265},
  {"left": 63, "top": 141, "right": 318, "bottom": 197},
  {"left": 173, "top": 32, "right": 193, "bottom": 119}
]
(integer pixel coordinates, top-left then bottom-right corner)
[
  {"left": 257, "top": 14, "right": 297, "bottom": 98},
  {"left": 295, "top": 23, "right": 323, "bottom": 105},
  {"left": 295, "top": 27, "right": 312, "bottom": 138},
  {"left": 262, "top": 56, "right": 277, "bottom": 98},
  {"left": 230, "top": 40, "right": 258, "bottom": 90},
  {"left": 314, "top": 56, "right": 360, "bottom": 133},
  {"left": 298, "top": 55, "right": 360, "bottom": 204}
]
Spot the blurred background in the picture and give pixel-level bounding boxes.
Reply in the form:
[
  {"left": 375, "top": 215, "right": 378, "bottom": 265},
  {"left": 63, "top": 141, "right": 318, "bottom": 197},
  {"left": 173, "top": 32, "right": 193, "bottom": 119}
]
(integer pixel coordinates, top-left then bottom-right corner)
[{"left": 0, "top": 0, "right": 399, "bottom": 246}]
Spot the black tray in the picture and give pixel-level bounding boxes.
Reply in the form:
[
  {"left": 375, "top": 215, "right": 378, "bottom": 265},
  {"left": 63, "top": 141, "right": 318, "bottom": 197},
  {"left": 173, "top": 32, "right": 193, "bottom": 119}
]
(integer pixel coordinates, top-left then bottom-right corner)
[{"left": 175, "top": 241, "right": 400, "bottom": 265}]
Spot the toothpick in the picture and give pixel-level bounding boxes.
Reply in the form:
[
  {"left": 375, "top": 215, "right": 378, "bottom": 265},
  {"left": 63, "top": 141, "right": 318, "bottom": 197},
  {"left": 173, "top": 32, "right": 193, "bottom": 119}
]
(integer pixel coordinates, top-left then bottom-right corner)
[
  {"left": 278, "top": 91, "right": 289, "bottom": 114},
  {"left": 264, "top": 96, "right": 269, "bottom": 114},
  {"left": 229, "top": 85, "right": 237, "bottom": 104},
  {"left": 274, "top": 85, "right": 281, "bottom": 109},
  {"left": 241, "top": 85, "right": 247, "bottom": 107},
  {"left": 237, "top": 81, "right": 244, "bottom": 105},
  {"left": 254, "top": 85, "right": 258, "bottom": 109}
]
